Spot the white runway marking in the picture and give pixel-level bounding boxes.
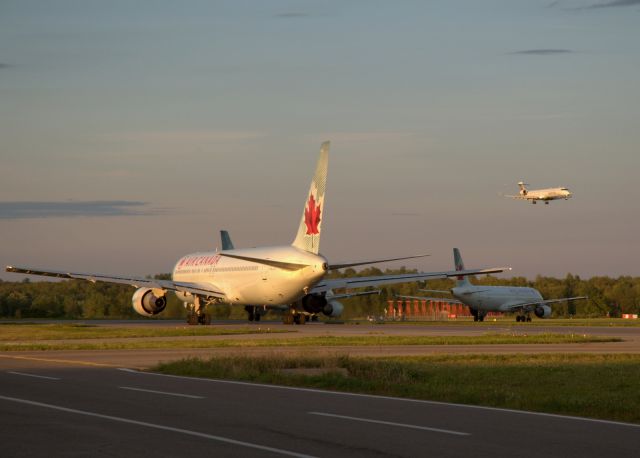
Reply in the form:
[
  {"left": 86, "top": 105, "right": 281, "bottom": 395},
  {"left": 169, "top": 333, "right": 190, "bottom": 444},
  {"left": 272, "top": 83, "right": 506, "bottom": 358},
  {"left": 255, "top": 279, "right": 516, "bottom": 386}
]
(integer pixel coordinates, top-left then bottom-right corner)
[
  {"left": 0, "top": 394, "right": 316, "bottom": 458},
  {"left": 7, "top": 371, "right": 60, "bottom": 380},
  {"left": 309, "top": 411, "right": 470, "bottom": 436},
  {"left": 119, "top": 386, "right": 204, "bottom": 399},
  {"left": 119, "top": 368, "right": 640, "bottom": 429}
]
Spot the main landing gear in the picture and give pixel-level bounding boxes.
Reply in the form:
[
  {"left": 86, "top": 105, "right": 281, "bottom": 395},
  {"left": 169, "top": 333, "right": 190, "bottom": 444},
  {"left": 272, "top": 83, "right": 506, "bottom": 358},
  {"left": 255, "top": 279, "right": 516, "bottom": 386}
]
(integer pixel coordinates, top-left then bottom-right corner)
[
  {"left": 245, "top": 305, "right": 262, "bottom": 322},
  {"left": 470, "top": 309, "right": 486, "bottom": 322},
  {"left": 282, "top": 309, "right": 307, "bottom": 325},
  {"left": 516, "top": 314, "right": 532, "bottom": 322},
  {"left": 186, "top": 297, "right": 212, "bottom": 325}
]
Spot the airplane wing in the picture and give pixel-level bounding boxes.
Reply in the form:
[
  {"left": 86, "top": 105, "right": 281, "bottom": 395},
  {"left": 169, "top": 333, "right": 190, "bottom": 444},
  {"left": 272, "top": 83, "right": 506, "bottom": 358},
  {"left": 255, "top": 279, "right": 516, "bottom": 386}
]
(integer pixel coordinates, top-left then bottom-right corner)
[
  {"left": 5, "top": 265, "right": 226, "bottom": 299},
  {"left": 504, "top": 195, "right": 534, "bottom": 200},
  {"left": 395, "top": 294, "right": 463, "bottom": 305},
  {"left": 328, "top": 254, "right": 429, "bottom": 270},
  {"left": 310, "top": 266, "right": 509, "bottom": 294},
  {"left": 503, "top": 296, "right": 588, "bottom": 311},
  {"left": 456, "top": 289, "right": 493, "bottom": 295},
  {"left": 327, "top": 290, "right": 381, "bottom": 301}
]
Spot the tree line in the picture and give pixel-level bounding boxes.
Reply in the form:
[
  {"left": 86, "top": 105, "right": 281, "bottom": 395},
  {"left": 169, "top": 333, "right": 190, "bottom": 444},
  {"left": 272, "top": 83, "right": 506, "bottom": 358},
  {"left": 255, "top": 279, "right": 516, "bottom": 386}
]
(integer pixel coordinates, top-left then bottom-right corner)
[{"left": 0, "top": 269, "right": 638, "bottom": 319}]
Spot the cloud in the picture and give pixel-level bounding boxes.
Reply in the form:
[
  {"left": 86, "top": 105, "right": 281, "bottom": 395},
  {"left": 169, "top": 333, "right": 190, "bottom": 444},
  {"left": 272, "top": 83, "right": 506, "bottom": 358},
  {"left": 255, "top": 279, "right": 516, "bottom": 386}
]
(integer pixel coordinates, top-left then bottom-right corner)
[
  {"left": 585, "top": 0, "right": 640, "bottom": 8},
  {"left": 555, "top": 0, "right": 640, "bottom": 9},
  {"left": 0, "top": 201, "right": 158, "bottom": 219},
  {"left": 510, "top": 49, "right": 575, "bottom": 55},
  {"left": 275, "top": 12, "right": 309, "bottom": 18}
]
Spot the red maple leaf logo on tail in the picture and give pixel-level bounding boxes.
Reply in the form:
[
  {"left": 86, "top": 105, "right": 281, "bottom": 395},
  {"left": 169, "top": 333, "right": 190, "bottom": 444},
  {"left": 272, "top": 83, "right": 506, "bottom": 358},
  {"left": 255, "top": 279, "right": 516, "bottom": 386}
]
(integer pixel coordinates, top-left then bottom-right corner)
[{"left": 304, "top": 194, "right": 321, "bottom": 235}]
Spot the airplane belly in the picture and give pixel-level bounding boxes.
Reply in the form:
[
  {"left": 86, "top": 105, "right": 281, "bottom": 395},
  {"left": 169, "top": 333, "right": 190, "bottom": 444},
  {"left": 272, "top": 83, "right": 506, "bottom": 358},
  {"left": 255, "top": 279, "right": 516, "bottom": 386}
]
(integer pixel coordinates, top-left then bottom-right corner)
[{"left": 228, "top": 269, "right": 304, "bottom": 305}]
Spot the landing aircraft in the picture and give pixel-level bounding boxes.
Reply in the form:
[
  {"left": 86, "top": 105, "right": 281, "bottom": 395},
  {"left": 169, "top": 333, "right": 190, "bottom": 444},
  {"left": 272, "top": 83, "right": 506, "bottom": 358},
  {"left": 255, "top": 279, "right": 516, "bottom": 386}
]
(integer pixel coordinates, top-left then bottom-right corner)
[
  {"left": 398, "top": 248, "right": 586, "bottom": 322},
  {"left": 506, "top": 181, "right": 572, "bottom": 204},
  {"left": 6, "top": 142, "right": 507, "bottom": 325}
]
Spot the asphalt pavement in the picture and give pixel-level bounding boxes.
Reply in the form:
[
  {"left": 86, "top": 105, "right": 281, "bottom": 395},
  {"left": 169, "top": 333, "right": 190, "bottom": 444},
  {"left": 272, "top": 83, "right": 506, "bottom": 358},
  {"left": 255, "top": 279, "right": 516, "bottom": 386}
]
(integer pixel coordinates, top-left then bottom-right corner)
[{"left": 1, "top": 362, "right": 639, "bottom": 457}]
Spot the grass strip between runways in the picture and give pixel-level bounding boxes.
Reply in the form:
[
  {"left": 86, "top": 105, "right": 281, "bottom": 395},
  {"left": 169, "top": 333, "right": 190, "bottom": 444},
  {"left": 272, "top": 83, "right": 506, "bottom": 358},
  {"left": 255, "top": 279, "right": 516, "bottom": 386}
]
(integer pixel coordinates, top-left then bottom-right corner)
[
  {"left": 0, "top": 323, "right": 287, "bottom": 341},
  {"left": 0, "top": 333, "right": 621, "bottom": 351},
  {"left": 152, "top": 353, "right": 640, "bottom": 424}
]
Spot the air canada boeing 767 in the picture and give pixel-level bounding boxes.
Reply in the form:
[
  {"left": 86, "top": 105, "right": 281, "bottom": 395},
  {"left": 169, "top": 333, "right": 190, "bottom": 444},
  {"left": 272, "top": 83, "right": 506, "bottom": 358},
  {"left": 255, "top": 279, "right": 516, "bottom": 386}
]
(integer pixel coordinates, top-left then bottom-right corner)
[{"left": 6, "top": 142, "right": 507, "bottom": 324}]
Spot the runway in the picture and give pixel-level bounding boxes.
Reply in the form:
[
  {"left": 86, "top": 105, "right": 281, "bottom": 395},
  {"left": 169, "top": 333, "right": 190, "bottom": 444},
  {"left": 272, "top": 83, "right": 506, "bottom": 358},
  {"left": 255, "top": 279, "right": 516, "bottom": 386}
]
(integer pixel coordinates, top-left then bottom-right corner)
[
  {"left": 1, "top": 363, "right": 639, "bottom": 457},
  {"left": 1, "top": 321, "right": 639, "bottom": 457}
]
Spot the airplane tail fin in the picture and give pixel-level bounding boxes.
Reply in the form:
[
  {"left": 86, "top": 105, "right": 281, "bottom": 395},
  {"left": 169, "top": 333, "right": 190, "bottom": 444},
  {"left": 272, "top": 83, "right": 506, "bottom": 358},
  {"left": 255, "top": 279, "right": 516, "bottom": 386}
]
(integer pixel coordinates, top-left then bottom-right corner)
[
  {"left": 220, "top": 230, "right": 234, "bottom": 250},
  {"left": 292, "top": 141, "right": 329, "bottom": 254},
  {"left": 453, "top": 248, "right": 471, "bottom": 287},
  {"left": 517, "top": 181, "right": 529, "bottom": 196}
]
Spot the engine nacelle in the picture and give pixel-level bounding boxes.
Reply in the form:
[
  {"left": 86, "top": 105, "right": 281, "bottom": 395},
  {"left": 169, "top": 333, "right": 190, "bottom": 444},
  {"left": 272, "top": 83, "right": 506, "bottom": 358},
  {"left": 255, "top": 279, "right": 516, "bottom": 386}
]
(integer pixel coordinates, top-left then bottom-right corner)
[
  {"left": 298, "top": 294, "right": 344, "bottom": 318},
  {"left": 323, "top": 300, "right": 344, "bottom": 318},
  {"left": 534, "top": 304, "right": 552, "bottom": 318},
  {"left": 132, "top": 288, "right": 167, "bottom": 317},
  {"left": 300, "top": 294, "right": 327, "bottom": 314}
]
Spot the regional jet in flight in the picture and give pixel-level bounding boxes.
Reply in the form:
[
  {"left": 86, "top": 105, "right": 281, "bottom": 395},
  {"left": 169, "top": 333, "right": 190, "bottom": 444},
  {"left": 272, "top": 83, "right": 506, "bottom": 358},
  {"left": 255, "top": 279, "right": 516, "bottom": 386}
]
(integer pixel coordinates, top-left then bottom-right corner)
[
  {"left": 7, "top": 143, "right": 507, "bottom": 325},
  {"left": 398, "top": 248, "right": 586, "bottom": 322},
  {"left": 506, "top": 181, "right": 572, "bottom": 204}
]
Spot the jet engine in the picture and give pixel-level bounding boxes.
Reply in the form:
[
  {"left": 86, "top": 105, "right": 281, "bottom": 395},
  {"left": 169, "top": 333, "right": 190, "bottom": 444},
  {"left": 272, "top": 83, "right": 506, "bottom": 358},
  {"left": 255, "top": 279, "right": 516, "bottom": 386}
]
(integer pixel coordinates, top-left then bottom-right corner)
[
  {"left": 132, "top": 287, "right": 167, "bottom": 317},
  {"left": 299, "top": 294, "right": 344, "bottom": 318},
  {"left": 323, "top": 300, "right": 344, "bottom": 318},
  {"left": 534, "top": 305, "right": 552, "bottom": 318}
]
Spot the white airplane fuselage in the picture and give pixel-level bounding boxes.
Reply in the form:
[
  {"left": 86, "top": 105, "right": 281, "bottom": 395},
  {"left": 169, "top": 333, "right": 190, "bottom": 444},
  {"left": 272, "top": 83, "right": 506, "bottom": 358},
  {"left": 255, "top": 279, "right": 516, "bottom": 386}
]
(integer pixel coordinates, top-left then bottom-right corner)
[
  {"left": 451, "top": 285, "right": 543, "bottom": 312},
  {"left": 523, "top": 187, "right": 572, "bottom": 201},
  {"left": 172, "top": 246, "right": 328, "bottom": 305}
]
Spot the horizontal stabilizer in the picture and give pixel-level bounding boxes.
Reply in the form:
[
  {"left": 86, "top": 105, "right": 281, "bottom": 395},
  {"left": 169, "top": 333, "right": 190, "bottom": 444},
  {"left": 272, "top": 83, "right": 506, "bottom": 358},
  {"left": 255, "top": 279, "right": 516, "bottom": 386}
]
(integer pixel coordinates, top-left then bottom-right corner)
[
  {"left": 217, "top": 253, "right": 310, "bottom": 271},
  {"left": 329, "top": 254, "right": 430, "bottom": 270}
]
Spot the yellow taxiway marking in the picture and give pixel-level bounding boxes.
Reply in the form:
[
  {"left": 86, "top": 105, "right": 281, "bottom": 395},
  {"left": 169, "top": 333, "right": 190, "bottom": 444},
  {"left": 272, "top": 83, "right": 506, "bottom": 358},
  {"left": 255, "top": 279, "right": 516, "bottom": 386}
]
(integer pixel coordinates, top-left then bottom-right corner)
[{"left": 0, "top": 354, "right": 117, "bottom": 368}]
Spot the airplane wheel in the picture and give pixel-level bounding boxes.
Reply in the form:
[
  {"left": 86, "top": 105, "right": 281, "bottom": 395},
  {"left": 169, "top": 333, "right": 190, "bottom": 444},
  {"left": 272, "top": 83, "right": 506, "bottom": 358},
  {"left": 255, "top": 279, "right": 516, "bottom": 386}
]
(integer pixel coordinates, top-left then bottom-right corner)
[
  {"left": 282, "top": 313, "right": 294, "bottom": 325},
  {"left": 473, "top": 316, "right": 478, "bottom": 322},
  {"left": 187, "top": 312, "right": 198, "bottom": 325},
  {"left": 254, "top": 313, "right": 261, "bottom": 322},
  {"left": 526, "top": 316, "right": 532, "bottom": 322},
  {"left": 516, "top": 316, "right": 521, "bottom": 322}
]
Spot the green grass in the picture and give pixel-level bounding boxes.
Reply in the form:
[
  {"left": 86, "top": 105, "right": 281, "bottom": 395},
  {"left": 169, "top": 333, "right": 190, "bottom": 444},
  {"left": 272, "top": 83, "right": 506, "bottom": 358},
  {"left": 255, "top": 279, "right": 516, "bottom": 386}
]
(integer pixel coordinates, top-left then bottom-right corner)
[
  {"left": 0, "top": 333, "right": 620, "bottom": 351},
  {"left": 354, "top": 318, "right": 640, "bottom": 327},
  {"left": 152, "top": 353, "right": 640, "bottom": 424},
  {"left": 0, "top": 323, "right": 287, "bottom": 341}
]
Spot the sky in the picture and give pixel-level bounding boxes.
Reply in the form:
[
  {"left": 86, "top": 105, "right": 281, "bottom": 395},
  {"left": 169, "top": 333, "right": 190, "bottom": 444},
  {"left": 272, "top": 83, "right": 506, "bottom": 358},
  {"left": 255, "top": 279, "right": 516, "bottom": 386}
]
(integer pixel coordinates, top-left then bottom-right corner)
[{"left": 1, "top": 0, "right": 639, "bottom": 281}]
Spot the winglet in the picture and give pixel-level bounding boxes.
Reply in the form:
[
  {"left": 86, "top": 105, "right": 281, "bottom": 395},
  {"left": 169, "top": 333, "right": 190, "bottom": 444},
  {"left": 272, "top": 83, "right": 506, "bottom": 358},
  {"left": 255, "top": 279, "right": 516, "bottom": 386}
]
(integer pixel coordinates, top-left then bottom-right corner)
[
  {"left": 220, "top": 230, "right": 235, "bottom": 250},
  {"left": 292, "top": 142, "right": 329, "bottom": 254}
]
